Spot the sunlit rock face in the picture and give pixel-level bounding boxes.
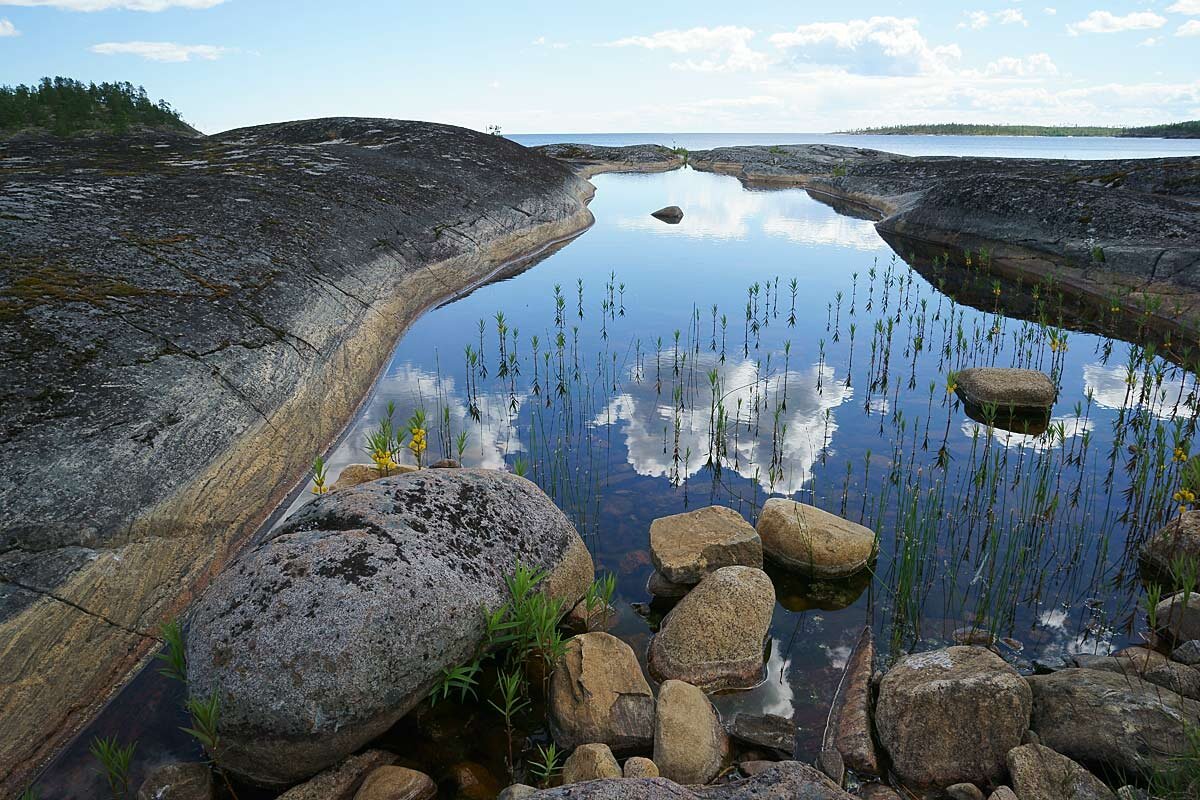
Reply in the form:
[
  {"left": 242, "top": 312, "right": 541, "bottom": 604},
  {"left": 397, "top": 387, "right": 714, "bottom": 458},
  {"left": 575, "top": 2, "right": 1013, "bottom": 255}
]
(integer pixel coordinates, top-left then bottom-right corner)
[{"left": 591, "top": 356, "right": 852, "bottom": 494}]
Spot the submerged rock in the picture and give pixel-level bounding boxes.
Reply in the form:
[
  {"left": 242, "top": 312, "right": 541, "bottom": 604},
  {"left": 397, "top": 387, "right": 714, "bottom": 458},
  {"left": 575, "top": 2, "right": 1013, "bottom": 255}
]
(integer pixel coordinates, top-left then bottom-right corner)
[
  {"left": 548, "top": 632, "right": 656, "bottom": 752},
  {"left": 756, "top": 499, "right": 876, "bottom": 577},
  {"left": 821, "top": 626, "right": 878, "bottom": 775},
  {"left": 186, "top": 469, "right": 593, "bottom": 786},
  {"left": 136, "top": 762, "right": 213, "bottom": 800},
  {"left": 1027, "top": 668, "right": 1200, "bottom": 776},
  {"left": 648, "top": 566, "right": 774, "bottom": 691},
  {"left": 653, "top": 680, "right": 728, "bottom": 785},
  {"left": 526, "top": 761, "right": 855, "bottom": 799},
  {"left": 725, "top": 712, "right": 796, "bottom": 754},
  {"left": 651, "top": 205, "right": 684, "bottom": 223},
  {"left": 1006, "top": 743, "right": 1115, "bottom": 800},
  {"left": 563, "top": 744, "right": 623, "bottom": 784},
  {"left": 953, "top": 367, "right": 1057, "bottom": 411},
  {"left": 875, "top": 646, "right": 1031, "bottom": 790},
  {"left": 276, "top": 750, "right": 397, "bottom": 800},
  {"left": 353, "top": 766, "right": 437, "bottom": 800},
  {"left": 649, "top": 505, "right": 762, "bottom": 585}
]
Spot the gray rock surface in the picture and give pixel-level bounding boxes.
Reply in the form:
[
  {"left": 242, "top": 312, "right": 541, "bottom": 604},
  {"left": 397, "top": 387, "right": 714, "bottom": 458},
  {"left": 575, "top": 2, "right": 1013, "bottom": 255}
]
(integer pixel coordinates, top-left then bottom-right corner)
[
  {"left": 533, "top": 143, "right": 684, "bottom": 179},
  {"left": 526, "top": 761, "right": 856, "bottom": 799},
  {"left": 0, "top": 118, "right": 594, "bottom": 794},
  {"left": 276, "top": 750, "right": 398, "bottom": 800},
  {"left": 1006, "top": 743, "right": 1115, "bottom": 800},
  {"left": 875, "top": 646, "right": 1031, "bottom": 790},
  {"left": 185, "top": 469, "right": 594, "bottom": 786},
  {"left": 725, "top": 712, "right": 796, "bottom": 754},
  {"left": 1074, "top": 649, "right": 1200, "bottom": 700},
  {"left": 1155, "top": 590, "right": 1200, "bottom": 643},
  {"left": 1174, "top": 639, "right": 1200, "bottom": 665},
  {"left": 649, "top": 505, "right": 762, "bottom": 585},
  {"left": 1027, "top": 667, "right": 1200, "bottom": 776}
]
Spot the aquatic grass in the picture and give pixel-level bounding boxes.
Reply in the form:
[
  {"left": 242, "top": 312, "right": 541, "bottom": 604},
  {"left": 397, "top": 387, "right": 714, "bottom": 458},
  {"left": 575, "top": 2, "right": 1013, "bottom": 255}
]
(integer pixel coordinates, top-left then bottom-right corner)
[
  {"left": 529, "top": 743, "right": 562, "bottom": 788},
  {"left": 89, "top": 736, "right": 135, "bottom": 800}
]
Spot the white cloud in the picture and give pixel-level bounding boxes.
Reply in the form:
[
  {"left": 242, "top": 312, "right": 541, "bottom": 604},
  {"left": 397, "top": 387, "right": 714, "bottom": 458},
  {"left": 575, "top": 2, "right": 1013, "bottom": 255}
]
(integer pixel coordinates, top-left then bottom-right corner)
[
  {"left": 1178, "top": 19, "right": 1200, "bottom": 35},
  {"left": 531, "top": 35, "right": 567, "bottom": 49},
  {"left": 1067, "top": 11, "right": 1167, "bottom": 35},
  {"left": 959, "top": 9, "right": 1028, "bottom": 29},
  {"left": 770, "top": 17, "right": 962, "bottom": 76},
  {"left": 90, "top": 40, "right": 226, "bottom": 61},
  {"left": 983, "top": 53, "right": 1058, "bottom": 76},
  {"left": 1168, "top": 1, "right": 1200, "bottom": 14},
  {"left": 1, "top": 0, "right": 224, "bottom": 9},
  {"left": 0, "top": 17, "right": 16, "bottom": 35},
  {"left": 607, "top": 25, "right": 769, "bottom": 72},
  {"left": 998, "top": 9, "right": 1029, "bottom": 26},
  {"left": 1140, "top": 36, "right": 1160, "bottom": 46},
  {"left": 961, "top": 10, "right": 991, "bottom": 29},
  {"left": 1043, "top": 7, "right": 1057, "bottom": 15}
]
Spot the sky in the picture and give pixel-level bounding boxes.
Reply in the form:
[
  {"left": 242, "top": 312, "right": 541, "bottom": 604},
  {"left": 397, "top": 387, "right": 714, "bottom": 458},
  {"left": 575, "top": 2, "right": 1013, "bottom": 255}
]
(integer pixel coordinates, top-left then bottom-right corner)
[{"left": 0, "top": 1, "right": 1197, "bottom": 134}]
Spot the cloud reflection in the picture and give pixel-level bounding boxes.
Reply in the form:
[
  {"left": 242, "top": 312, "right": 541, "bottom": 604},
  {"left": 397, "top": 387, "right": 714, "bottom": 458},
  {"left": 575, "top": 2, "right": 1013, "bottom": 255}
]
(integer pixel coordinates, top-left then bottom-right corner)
[
  {"left": 960, "top": 414, "right": 1094, "bottom": 451},
  {"left": 1082, "top": 362, "right": 1194, "bottom": 420}
]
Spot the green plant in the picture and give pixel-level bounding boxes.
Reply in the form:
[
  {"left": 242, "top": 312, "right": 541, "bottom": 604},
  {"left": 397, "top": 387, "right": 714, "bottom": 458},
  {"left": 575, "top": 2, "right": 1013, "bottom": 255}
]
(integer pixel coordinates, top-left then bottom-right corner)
[
  {"left": 19, "top": 788, "right": 38, "bottom": 800},
  {"left": 430, "top": 662, "right": 481, "bottom": 705},
  {"left": 488, "top": 668, "right": 530, "bottom": 778},
  {"left": 311, "top": 455, "right": 329, "bottom": 495},
  {"left": 456, "top": 430, "right": 469, "bottom": 461},
  {"left": 89, "top": 735, "right": 135, "bottom": 800},
  {"left": 583, "top": 572, "right": 617, "bottom": 630},
  {"left": 1091, "top": 245, "right": 1106, "bottom": 263},
  {"left": 513, "top": 457, "right": 529, "bottom": 477},
  {"left": 407, "top": 408, "right": 429, "bottom": 468},
  {"left": 1147, "top": 722, "right": 1200, "bottom": 799},
  {"left": 529, "top": 743, "right": 562, "bottom": 787},
  {"left": 155, "top": 619, "right": 187, "bottom": 683},
  {"left": 1145, "top": 583, "right": 1164, "bottom": 631}
]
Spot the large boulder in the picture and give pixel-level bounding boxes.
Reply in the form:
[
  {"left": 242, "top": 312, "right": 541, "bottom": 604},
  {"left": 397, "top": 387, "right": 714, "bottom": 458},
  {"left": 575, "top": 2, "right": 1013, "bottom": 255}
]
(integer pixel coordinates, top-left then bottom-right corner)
[
  {"left": 649, "top": 506, "right": 762, "bottom": 585},
  {"left": 1006, "top": 744, "right": 1115, "bottom": 800},
  {"left": 648, "top": 566, "right": 774, "bottom": 691},
  {"left": 756, "top": 499, "right": 875, "bottom": 577},
  {"left": 186, "top": 469, "right": 594, "bottom": 786},
  {"left": 1155, "top": 590, "right": 1200, "bottom": 643},
  {"left": 653, "top": 680, "right": 728, "bottom": 785},
  {"left": 526, "top": 761, "right": 855, "bottom": 799},
  {"left": 875, "top": 647, "right": 1031, "bottom": 790},
  {"left": 548, "top": 632, "right": 656, "bottom": 752},
  {"left": 1140, "top": 509, "right": 1200, "bottom": 579},
  {"left": 953, "top": 367, "right": 1057, "bottom": 410},
  {"left": 1027, "top": 668, "right": 1200, "bottom": 776}
]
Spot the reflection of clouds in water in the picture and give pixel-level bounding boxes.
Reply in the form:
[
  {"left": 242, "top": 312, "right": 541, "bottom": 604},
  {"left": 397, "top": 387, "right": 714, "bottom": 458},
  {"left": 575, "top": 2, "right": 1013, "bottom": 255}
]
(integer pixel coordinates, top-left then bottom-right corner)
[
  {"left": 1037, "top": 607, "right": 1114, "bottom": 656},
  {"left": 826, "top": 643, "right": 852, "bottom": 671},
  {"left": 612, "top": 171, "right": 881, "bottom": 250},
  {"left": 960, "top": 415, "right": 1094, "bottom": 451},
  {"left": 591, "top": 356, "right": 852, "bottom": 494},
  {"left": 1083, "top": 362, "right": 1193, "bottom": 420},
  {"left": 757, "top": 639, "right": 796, "bottom": 717}
]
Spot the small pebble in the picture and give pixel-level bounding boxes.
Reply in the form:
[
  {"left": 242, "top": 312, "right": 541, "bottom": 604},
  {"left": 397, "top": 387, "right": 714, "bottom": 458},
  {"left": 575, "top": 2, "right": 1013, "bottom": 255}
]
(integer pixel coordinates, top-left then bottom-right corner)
[{"left": 945, "top": 783, "right": 984, "bottom": 800}]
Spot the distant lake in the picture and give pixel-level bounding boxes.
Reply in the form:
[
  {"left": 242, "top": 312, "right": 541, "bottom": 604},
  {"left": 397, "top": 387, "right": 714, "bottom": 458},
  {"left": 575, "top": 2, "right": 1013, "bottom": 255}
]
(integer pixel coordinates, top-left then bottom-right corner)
[{"left": 510, "top": 132, "right": 1200, "bottom": 160}]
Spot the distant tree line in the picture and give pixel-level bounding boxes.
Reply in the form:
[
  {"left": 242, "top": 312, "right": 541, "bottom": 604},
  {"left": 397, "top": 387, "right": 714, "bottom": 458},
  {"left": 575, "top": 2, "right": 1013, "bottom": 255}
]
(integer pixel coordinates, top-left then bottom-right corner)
[
  {"left": 0, "top": 77, "right": 191, "bottom": 136},
  {"left": 839, "top": 121, "right": 1200, "bottom": 139}
]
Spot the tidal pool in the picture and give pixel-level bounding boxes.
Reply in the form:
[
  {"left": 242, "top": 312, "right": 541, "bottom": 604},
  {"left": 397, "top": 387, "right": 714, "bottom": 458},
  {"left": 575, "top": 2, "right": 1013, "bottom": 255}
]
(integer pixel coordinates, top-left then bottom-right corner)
[{"left": 38, "top": 163, "right": 1199, "bottom": 797}]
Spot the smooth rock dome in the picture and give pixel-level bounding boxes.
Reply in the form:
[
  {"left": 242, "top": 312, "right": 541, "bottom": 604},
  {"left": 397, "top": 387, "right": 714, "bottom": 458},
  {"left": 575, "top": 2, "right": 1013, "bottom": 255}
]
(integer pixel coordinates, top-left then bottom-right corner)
[
  {"left": 954, "top": 367, "right": 1057, "bottom": 410},
  {"left": 756, "top": 499, "right": 876, "bottom": 577},
  {"left": 185, "top": 469, "right": 593, "bottom": 786}
]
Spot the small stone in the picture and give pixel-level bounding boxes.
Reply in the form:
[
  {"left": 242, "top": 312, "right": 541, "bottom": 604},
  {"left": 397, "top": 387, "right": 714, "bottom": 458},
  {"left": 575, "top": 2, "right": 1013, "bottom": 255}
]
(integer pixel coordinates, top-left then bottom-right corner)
[
  {"left": 561, "top": 743, "right": 621, "bottom": 784},
  {"left": 725, "top": 712, "right": 795, "bottom": 754},
  {"left": 1006, "top": 743, "right": 1116, "bottom": 800},
  {"left": 429, "top": 458, "right": 460, "bottom": 468},
  {"left": 653, "top": 679, "right": 728, "bottom": 785},
  {"left": 1173, "top": 639, "right": 1200, "bottom": 665},
  {"left": 859, "top": 784, "right": 903, "bottom": 800},
  {"left": 622, "top": 757, "right": 660, "bottom": 779},
  {"left": 953, "top": 367, "right": 1057, "bottom": 410},
  {"left": 1022, "top": 730, "right": 1040, "bottom": 745},
  {"left": 353, "top": 766, "right": 436, "bottom": 800},
  {"left": 816, "top": 749, "right": 843, "bottom": 785},
  {"left": 1157, "top": 590, "right": 1200, "bottom": 642},
  {"left": 647, "top": 570, "right": 691, "bottom": 599},
  {"left": 945, "top": 783, "right": 985, "bottom": 800},
  {"left": 277, "top": 751, "right": 398, "bottom": 800},
  {"left": 651, "top": 205, "right": 683, "bottom": 223},
  {"left": 498, "top": 785, "right": 537, "bottom": 800},
  {"left": 136, "top": 762, "right": 213, "bottom": 800},
  {"left": 756, "top": 498, "right": 876, "bottom": 577},
  {"left": 649, "top": 505, "right": 762, "bottom": 584},
  {"left": 738, "top": 760, "right": 777, "bottom": 777},
  {"left": 548, "top": 632, "right": 655, "bottom": 752},
  {"left": 1116, "top": 787, "right": 1151, "bottom": 800},
  {"left": 988, "top": 789, "right": 1019, "bottom": 800},
  {"left": 447, "top": 762, "right": 500, "bottom": 800}
]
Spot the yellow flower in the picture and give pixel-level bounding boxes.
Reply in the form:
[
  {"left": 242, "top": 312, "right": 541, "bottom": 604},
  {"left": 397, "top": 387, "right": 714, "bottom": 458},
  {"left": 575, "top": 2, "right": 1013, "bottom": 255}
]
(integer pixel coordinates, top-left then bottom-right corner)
[{"left": 312, "top": 484, "right": 328, "bottom": 495}]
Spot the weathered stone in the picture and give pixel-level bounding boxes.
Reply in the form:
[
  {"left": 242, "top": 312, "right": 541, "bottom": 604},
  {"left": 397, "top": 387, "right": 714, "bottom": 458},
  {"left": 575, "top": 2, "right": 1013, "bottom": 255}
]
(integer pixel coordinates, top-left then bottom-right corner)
[
  {"left": 1140, "top": 509, "right": 1200, "bottom": 579},
  {"left": 649, "top": 506, "right": 762, "bottom": 584},
  {"left": 499, "top": 785, "right": 538, "bottom": 800},
  {"left": 1027, "top": 668, "right": 1200, "bottom": 776},
  {"left": 563, "top": 744, "right": 622, "bottom": 784},
  {"left": 725, "top": 712, "right": 795, "bottom": 754},
  {"left": 1174, "top": 639, "right": 1200, "bottom": 665},
  {"left": 549, "top": 631, "right": 655, "bottom": 752},
  {"left": 565, "top": 600, "right": 618, "bottom": 633},
  {"left": 858, "top": 785, "right": 903, "bottom": 800},
  {"left": 0, "top": 119, "right": 597, "bottom": 797},
  {"left": 756, "top": 499, "right": 875, "bottom": 577},
  {"left": 647, "top": 571, "right": 691, "bottom": 599},
  {"left": 623, "top": 757, "right": 660, "bottom": 779},
  {"left": 816, "top": 750, "right": 843, "bottom": 785},
  {"left": 186, "top": 469, "right": 593, "bottom": 786},
  {"left": 136, "top": 762, "right": 214, "bottom": 800},
  {"left": 653, "top": 680, "right": 728, "bottom": 785},
  {"left": 988, "top": 789, "right": 1018, "bottom": 800},
  {"left": 525, "top": 760, "right": 857, "bottom": 799},
  {"left": 430, "top": 458, "right": 461, "bottom": 468},
  {"left": 875, "top": 646, "right": 1031, "bottom": 790},
  {"left": 332, "top": 463, "right": 417, "bottom": 491},
  {"left": 448, "top": 762, "right": 500, "bottom": 800},
  {"left": 1155, "top": 590, "right": 1200, "bottom": 643},
  {"left": 353, "top": 766, "right": 437, "bottom": 800},
  {"left": 648, "top": 566, "right": 774, "bottom": 691},
  {"left": 1115, "top": 787, "right": 1152, "bottom": 800},
  {"left": 651, "top": 206, "right": 684, "bottom": 223},
  {"left": 945, "top": 784, "right": 984, "bottom": 800},
  {"left": 954, "top": 368, "right": 1057, "bottom": 410},
  {"left": 821, "top": 626, "right": 878, "bottom": 775},
  {"left": 277, "top": 750, "right": 398, "bottom": 800},
  {"left": 1075, "top": 649, "right": 1200, "bottom": 700},
  {"left": 1006, "top": 743, "right": 1115, "bottom": 800}
]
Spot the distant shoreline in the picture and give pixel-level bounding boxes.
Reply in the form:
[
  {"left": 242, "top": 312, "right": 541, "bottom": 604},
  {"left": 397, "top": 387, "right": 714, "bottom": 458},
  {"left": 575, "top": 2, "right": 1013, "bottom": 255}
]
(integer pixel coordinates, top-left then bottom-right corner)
[{"left": 836, "top": 122, "right": 1200, "bottom": 139}]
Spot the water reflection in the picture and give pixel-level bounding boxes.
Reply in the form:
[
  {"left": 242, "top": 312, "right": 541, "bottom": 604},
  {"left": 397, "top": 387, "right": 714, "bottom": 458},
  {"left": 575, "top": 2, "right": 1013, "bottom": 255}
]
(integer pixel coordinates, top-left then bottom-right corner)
[
  {"left": 960, "top": 414, "right": 1094, "bottom": 451},
  {"left": 1083, "top": 362, "right": 1193, "bottom": 420}
]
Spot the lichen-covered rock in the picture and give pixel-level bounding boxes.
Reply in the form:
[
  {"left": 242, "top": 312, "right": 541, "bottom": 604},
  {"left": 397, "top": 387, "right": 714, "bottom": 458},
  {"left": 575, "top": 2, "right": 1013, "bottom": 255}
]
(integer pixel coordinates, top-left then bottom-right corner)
[
  {"left": 563, "top": 744, "right": 622, "bottom": 784},
  {"left": 499, "top": 785, "right": 538, "bottom": 800},
  {"left": 1174, "top": 639, "right": 1200, "bottom": 665},
  {"left": 526, "top": 761, "right": 856, "bottom": 799},
  {"left": 653, "top": 680, "right": 728, "bottom": 785},
  {"left": 623, "top": 758, "right": 660, "bottom": 779},
  {"left": 1006, "top": 743, "right": 1115, "bottom": 800},
  {"left": 136, "top": 762, "right": 214, "bottom": 800},
  {"left": 186, "top": 469, "right": 593, "bottom": 786},
  {"left": 953, "top": 368, "right": 1057, "bottom": 410},
  {"left": 1027, "top": 668, "right": 1200, "bottom": 776},
  {"left": 548, "top": 632, "right": 656, "bottom": 752},
  {"left": 756, "top": 499, "right": 875, "bottom": 577},
  {"left": 875, "top": 647, "right": 1031, "bottom": 790},
  {"left": 648, "top": 566, "right": 774, "bottom": 691},
  {"left": 649, "top": 505, "right": 762, "bottom": 585},
  {"left": 1140, "top": 509, "right": 1200, "bottom": 580},
  {"left": 353, "top": 766, "right": 437, "bottom": 800}
]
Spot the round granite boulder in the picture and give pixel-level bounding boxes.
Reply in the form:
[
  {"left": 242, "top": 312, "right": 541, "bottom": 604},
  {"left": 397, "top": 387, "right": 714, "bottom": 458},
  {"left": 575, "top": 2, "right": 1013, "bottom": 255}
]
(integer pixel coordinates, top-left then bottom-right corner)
[
  {"left": 185, "top": 469, "right": 594, "bottom": 786},
  {"left": 648, "top": 566, "right": 774, "bottom": 691},
  {"left": 875, "top": 646, "right": 1031, "bottom": 790},
  {"left": 953, "top": 367, "right": 1057, "bottom": 410},
  {"left": 756, "top": 499, "right": 875, "bottom": 578}
]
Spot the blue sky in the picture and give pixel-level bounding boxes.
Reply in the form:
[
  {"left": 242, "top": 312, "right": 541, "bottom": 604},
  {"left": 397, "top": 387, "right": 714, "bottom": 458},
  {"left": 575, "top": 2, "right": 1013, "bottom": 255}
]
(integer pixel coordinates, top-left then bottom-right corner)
[{"left": 0, "top": 1, "right": 1197, "bottom": 134}]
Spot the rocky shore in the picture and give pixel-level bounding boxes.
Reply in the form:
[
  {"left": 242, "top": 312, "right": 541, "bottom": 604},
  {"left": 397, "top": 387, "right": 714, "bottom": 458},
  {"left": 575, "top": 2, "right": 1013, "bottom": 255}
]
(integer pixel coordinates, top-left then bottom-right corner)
[
  {"left": 542, "top": 142, "right": 1200, "bottom": 342},
  {"left": 0, "top": 118, "right": 596, "bottom": 794}
]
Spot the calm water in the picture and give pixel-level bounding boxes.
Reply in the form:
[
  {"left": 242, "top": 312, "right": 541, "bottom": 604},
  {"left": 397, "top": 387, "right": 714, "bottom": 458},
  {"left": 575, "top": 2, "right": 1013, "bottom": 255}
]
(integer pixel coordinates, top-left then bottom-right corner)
[
  {"left": 510, "top": 132, "right": 1200, "bottom": 160},
  {"left": 39, "top": 165, "right": 1198, "bottom": 797}
]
